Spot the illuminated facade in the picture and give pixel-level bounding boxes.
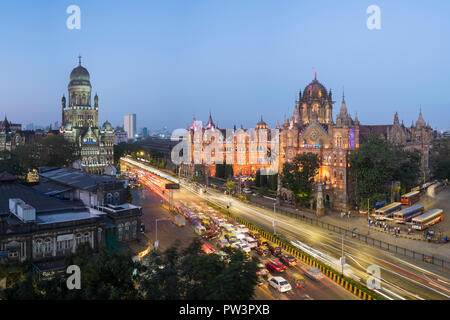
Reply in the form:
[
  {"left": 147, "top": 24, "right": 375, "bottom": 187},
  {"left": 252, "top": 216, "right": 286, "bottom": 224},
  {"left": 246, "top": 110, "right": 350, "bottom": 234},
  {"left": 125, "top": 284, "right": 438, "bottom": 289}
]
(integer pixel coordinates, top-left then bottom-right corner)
[
  {"left": 279, "top": 75, "right": 360, "bottom": 211},
  {"left": 181, "top": 114, "right": 275, "bottom": 178},
  {"left": 60, "top": 57, "right": 114, "bottom": 173}
]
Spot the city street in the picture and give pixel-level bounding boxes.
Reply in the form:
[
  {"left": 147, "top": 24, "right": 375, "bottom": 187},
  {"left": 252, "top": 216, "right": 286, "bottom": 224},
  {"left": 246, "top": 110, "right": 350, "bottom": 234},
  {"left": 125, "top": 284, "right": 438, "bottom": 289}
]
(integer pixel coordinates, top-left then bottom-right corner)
[
  {"left": 124, "top": 160, "right": 358, "bottom": 300},
  {"left": 122, "top": 157, "right": 450, "bottom": 300}
]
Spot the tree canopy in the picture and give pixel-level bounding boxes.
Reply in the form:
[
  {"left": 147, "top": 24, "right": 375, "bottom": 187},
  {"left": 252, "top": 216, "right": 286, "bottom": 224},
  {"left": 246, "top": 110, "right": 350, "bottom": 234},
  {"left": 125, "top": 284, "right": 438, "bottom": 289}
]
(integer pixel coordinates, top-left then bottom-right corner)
[
  {"left": 2, "top": 239, "right": 259, "bottom": 300},
  {"left": 349, "top": 134, "right": 421, "bottom": 205},
  {"left": 281, "top": 152, "right": 320, "bottom": 207}
]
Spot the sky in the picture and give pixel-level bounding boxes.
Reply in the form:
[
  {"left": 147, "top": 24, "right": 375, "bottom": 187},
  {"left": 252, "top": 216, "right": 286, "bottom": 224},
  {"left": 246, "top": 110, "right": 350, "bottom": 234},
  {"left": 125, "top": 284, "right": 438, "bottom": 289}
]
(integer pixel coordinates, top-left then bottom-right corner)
[{"left": 0, "top": 0, "right": 449, "bottom": 131}]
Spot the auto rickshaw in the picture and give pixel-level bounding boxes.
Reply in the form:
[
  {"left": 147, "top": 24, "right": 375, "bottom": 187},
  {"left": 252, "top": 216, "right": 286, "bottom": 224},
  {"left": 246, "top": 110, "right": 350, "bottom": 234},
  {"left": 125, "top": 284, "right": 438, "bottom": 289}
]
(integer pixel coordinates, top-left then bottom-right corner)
[{"left": 293, "top": 273, "right": 306, "bottom": 288}]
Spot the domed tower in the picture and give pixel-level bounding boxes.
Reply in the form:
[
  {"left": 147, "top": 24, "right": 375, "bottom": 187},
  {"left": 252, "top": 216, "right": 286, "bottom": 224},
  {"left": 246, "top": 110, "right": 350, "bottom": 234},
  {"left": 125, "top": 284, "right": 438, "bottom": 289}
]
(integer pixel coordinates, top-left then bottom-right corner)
[
  {"left": 298, "top": 72, "right": 334, "bottom": 125},
  {"left": 64, "top": 56, "right": 98, "bottom": 130}
]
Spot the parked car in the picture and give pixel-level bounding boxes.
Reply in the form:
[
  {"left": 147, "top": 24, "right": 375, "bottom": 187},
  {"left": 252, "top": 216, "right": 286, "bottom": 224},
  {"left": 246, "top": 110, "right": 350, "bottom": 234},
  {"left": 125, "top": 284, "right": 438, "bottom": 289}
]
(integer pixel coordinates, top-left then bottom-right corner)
[
  {"left": 268, "top": 276, "right": 292, "bottom": 293},
  {"left": 279, "top": 254, "right": 297, "bottom": 266},
  {"left": 265, "top": 260, "right": 287, "bottom": 273}
]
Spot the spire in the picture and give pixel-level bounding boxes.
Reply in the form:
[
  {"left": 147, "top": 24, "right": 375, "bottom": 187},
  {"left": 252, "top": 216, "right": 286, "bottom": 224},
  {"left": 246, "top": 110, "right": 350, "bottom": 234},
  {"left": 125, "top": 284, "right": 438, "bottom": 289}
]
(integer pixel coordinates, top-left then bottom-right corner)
[
  {"left": 394, "top": 112, "right": 399, "bottom": 125},
  {"left": 78, "top": 55, "right": 82, "bottom": 66},
  {"left": 313, "top": 68, "right": 317, "bottom": 81},
  {"left": 354, "top": 112, "right": 359, "bottom": 125}
]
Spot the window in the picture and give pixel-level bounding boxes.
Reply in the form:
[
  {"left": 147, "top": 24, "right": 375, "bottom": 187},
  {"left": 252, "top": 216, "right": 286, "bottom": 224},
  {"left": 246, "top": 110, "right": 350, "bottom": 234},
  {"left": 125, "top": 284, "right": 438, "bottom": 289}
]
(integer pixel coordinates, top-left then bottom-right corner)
[
  {"left": 57, "top": 241, "right": 63, "bottom": 251},
  {"left": 35, "top": 240, "right": 43, "bottom": 254},
  {"left": 76, "top": 234, "right": 82, "bottom": 246},
  {"left": 45, "top": 239, "right": 52, "bottom": 253},
  {"left": 118, "top": 224, "right": 124, "bottom": 240},
  {"left": 84, "top": 232, "right": 90, "bottom": 244},
  {"left": 106, "top": 193, "right": 113, "bottom": 204},
  {"left": 65, "top": 240, "right": 71, "bottom": 249},
  {"left": 114, "top": 192, "right": 120, "bottom": 205}
]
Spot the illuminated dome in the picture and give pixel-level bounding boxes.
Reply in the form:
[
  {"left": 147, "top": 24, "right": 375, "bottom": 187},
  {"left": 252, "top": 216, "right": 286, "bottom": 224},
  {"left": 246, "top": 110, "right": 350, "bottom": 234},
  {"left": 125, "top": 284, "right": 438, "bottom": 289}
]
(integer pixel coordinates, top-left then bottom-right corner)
[
  {"left": 69, "top": 56, "right": 91, "bottom": 87},
  {"left": 256, "top": 115, "right": 268, "bottom": 130},
  {"left": 303, "top": 78, "right": 328, "bottom": 99}
]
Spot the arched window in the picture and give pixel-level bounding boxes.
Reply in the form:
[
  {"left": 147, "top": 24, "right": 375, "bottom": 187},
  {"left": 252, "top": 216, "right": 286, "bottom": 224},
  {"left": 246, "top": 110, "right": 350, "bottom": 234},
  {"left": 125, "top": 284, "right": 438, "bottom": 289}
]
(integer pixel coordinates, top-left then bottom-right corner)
[
  {"left": 339, "top": 172, "right": 343, "bottom": 180},
  {"left": 76, "top": 234, "right": 82, "bottom": 246},
  {"left": 35, "top": 239, "right": 43, "bottom": 254},
  {"left": 44, "top": 238, "right": 52, "bottom": 253},
  {"left": 84, "top": 232, "right": 90, "bottom": 244},
  {"left": 118, "top": 224, "right": 124, "bottom": 240},
  {"left": 113, "top": 192, "right": 120, "bottom": 205},
  {"left": 106, "top": 193, "right": 113, "bottom": 204}
]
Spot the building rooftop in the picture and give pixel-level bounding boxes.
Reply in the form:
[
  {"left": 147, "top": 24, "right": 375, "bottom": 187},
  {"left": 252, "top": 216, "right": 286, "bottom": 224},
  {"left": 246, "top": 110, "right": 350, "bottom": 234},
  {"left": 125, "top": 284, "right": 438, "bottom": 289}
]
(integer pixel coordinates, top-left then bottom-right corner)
[
  {"left": 36, "top": 208, "right": 105, "bottom": 225},
  {"left": 0, "top": 179, "right": 82, "bottom": 215},
  {"left": 39, "top": 167, "right": 120, "bottom": 192},
  {"left": 32, "top": 181, "right": 72, "bottom": 196}
]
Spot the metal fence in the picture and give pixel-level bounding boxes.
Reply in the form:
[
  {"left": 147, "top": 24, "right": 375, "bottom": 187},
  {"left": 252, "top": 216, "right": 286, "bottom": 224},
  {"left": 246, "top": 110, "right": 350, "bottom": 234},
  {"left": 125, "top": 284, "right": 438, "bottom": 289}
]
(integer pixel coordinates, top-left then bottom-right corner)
[{"left": 251, "top": 201, "right": 450, "bottom": 271}]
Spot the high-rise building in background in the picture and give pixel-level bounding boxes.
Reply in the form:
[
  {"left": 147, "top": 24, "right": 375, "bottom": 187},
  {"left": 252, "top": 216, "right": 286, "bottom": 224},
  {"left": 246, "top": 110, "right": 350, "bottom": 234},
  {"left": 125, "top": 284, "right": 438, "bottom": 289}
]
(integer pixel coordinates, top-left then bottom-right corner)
[
  {"left": 142, "top": 127, "right": 148, "bottom": 138},
  {"left": 124, "top": 114, "right": 136, "bottom": 140}
]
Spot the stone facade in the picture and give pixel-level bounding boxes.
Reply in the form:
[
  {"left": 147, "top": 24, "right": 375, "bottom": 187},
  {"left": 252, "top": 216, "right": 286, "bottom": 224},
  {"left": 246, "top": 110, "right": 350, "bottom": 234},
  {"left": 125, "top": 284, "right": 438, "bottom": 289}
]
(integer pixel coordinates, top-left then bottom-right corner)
[{"left": 60, "top": 57, "right": 114, "bottom": 174}]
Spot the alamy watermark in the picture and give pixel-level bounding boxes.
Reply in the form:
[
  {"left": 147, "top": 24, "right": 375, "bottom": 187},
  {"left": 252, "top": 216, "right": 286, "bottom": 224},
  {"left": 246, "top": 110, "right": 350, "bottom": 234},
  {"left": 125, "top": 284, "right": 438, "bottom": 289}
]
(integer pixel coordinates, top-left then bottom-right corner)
[
  {"left": 66, "top": 5, "right": 81, "bottom": 30},
  {"left": 66, "top": 265, "right": 81, "bottom": 290}
]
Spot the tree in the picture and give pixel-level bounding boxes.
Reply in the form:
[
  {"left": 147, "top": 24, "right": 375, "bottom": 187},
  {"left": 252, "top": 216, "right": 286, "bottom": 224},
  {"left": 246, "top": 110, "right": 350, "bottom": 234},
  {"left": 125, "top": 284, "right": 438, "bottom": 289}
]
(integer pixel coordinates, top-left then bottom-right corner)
[
  {"left": 350, "top": 134, "right": 421, "bottom": 206},
  {"left": 139, "top": 239, "right": 259, "bottom": 300},
  {"left": 14, "top": 134, "right": 80, "bottom": 170},
  {"left": 0, "top": 150, "right": 27, "bottom": 177},
  {"left": 281, "top": 153, "right": 320, "bottom": 207},
  {"left": 431, "top": 137, "right": 450, "bottom": 180}
]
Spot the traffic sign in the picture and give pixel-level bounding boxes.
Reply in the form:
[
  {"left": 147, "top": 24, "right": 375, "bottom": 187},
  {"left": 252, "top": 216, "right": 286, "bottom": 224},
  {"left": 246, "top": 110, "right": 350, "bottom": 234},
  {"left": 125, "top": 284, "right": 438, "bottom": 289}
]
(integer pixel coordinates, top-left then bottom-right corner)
[
  {"left": 340, "top": 257, "right": 346, "bottom": 266},
  {"left": 165, "top": 183, "right": 180, "bottom": 189}
]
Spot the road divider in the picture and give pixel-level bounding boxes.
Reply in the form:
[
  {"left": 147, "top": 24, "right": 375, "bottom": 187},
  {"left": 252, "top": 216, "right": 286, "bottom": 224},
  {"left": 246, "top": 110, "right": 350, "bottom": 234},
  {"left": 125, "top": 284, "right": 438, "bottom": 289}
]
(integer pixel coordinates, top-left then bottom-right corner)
[{"left": 207, "top": 201, "right": 384, "bottom": 300}]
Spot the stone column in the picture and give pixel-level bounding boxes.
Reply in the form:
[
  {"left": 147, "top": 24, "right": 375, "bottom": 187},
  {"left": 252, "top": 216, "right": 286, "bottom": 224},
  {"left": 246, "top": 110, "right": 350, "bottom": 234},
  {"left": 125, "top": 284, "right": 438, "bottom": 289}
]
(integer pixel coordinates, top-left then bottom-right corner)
[{"left": 316, "top": 181, "right": 325, "bottom": 216}]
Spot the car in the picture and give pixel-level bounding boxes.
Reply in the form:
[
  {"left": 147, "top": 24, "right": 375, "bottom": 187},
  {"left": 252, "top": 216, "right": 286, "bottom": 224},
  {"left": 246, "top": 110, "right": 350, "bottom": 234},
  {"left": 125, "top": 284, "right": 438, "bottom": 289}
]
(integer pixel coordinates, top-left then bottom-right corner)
[
  {"left": 254, "top": 246, "right": 270, "bottom": 256},
  {"left": 258, "top": 238, "right": 269, "bottom": 247},
  {"left": 236, "top": 224, "right": 249, "bottom": 233},
  {"left": 235, "top": 241, "right": 251, "bottom": 253},
  {"left": 279, "top": 254, "right": 297, "bottom": 266},
  {"left": 217, "top": 238, "right": 230, "bottom": 249},
  {"left": 242, "top": 236, "right": 258, "bottom": 248},
  {"left": 265, "top": 260, "right": 287, "bottom": 273},
  {"left": 268, "top": 276, "right": 292, "bottom": 293},
  {"left": 293, "top": 273, "right": 306, "bottom": 288},
  {"left": 243, "top": 188, "right": 253, "bottom": 194},
  {"left": 268, "top": 245, "right": 282, "bottom": 257},
  {"left": 303, "top": 266, "right": 324, "bottom": 280},
  {"left": 249, "top": 231, "right": 261, "bottom": 239}
]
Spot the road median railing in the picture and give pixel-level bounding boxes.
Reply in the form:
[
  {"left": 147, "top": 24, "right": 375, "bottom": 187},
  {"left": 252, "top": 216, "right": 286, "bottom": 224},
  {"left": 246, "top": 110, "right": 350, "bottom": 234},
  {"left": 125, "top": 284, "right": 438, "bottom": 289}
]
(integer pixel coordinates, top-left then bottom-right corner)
[
  {"left": 207, "top": 202, "right": 384, "bottom": 300},
  {"left": 247, "top": 199, "right": 450, "bottom": 271}
]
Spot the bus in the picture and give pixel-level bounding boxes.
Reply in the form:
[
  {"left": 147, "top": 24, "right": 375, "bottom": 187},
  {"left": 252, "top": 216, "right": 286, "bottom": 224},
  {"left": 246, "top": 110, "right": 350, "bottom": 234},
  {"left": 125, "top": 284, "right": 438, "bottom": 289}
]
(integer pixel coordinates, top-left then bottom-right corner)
[
  {"left": 411, "top": 209, "right": 444, "bottom": 230},
  {"left": 393, "top": 204, "right": 424, "bottom": 223},
  {"left": 373, "top": 202, "right": 402, "bottom": 220},
  {"left": 401, "top": 191, "right": 421, "bottom": 206}
]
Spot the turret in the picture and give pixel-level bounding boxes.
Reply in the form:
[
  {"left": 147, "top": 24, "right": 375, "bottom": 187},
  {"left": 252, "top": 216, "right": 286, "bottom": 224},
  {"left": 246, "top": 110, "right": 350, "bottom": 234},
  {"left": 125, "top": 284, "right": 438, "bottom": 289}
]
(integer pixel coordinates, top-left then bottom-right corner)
[{"left": 94, "top": 93, "right": 98, "bottom": 109}]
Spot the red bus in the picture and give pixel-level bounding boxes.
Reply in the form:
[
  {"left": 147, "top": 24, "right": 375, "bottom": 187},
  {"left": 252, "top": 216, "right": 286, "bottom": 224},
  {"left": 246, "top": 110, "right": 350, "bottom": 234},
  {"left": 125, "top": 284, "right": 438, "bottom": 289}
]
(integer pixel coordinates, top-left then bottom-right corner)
[
  {"left": 401, "top": 191, "right": 421, "bottom": 206},
  {"left": 412, "top": 209, "right": 444, "bottom": 230},
  {"left": 393, "top": 204, "right": 424, "bottom": 223},
  {"left": 201, "top": 243, "right": 216, "bottom": 254}
]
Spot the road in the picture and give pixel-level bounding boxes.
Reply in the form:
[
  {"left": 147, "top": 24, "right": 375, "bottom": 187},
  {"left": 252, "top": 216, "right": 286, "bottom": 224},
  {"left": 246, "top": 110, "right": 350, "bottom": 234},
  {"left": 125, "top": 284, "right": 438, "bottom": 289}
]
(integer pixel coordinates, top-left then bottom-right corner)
[
  {"left": 123, "top": 161, "right": 357, "bottom": 300},
  {"left": 122, "top": 157, "right": 450, "bottom": 300}
]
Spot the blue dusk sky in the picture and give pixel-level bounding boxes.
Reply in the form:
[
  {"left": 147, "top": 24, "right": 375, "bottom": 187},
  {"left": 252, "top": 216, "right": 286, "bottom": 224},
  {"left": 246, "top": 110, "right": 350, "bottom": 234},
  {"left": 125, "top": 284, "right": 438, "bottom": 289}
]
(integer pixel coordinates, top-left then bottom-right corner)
[{"left": 0, "top": 0, "right": 449, "bottom": 131}]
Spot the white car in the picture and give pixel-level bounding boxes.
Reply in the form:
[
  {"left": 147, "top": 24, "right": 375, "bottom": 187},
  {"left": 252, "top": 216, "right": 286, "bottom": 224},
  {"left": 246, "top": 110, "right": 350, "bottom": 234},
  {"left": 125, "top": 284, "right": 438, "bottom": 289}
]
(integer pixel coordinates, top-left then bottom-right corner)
[
  {"left": 235, "top": 242, "right": 251, "bottom": 253},
  {"left": 236, "top": 224, "right": 249, "bottom": 233},
  {"left": 268, "top": 276, "right": 292, "bottom": 293}
]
